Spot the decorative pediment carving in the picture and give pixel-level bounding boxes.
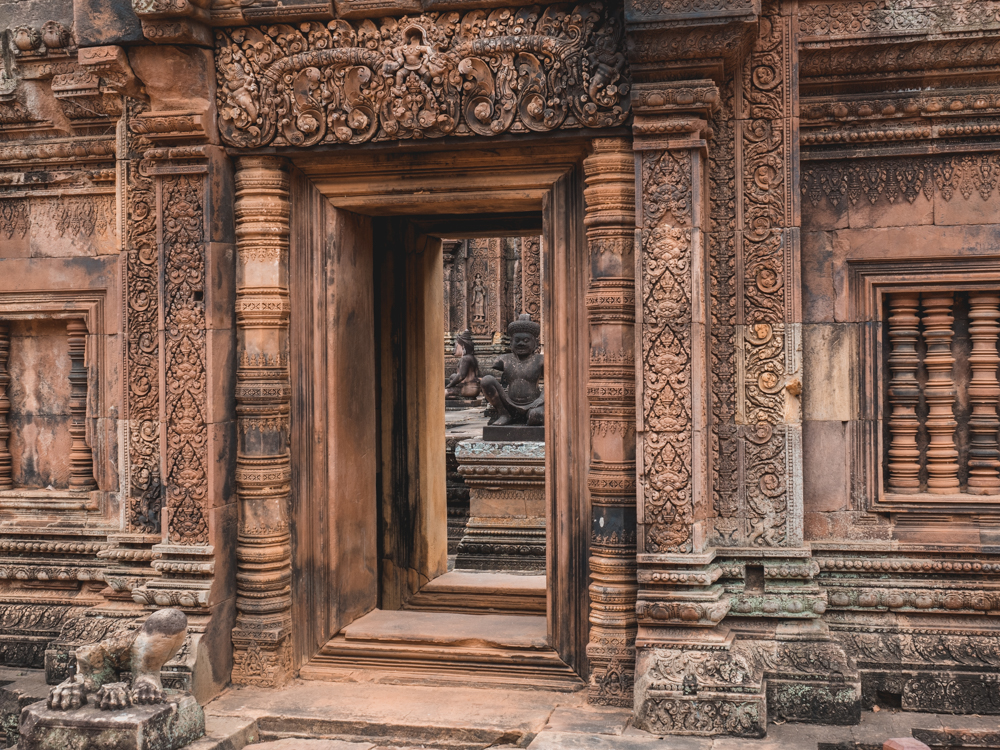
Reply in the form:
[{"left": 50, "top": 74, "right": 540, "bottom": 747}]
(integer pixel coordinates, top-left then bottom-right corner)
[{"left": 214, "top": 3, "right": 630, "bottom": 147}]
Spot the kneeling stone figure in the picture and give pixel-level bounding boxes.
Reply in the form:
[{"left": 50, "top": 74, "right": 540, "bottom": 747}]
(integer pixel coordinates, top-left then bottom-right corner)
[{"left": 48, "top": 608, "right": 187, "bottom": 712}]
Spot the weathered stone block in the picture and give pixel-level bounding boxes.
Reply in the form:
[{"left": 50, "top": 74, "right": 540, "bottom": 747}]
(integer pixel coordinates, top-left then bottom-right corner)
[{"left": 19, "top": 694, "right": 204, "bottom": 750}]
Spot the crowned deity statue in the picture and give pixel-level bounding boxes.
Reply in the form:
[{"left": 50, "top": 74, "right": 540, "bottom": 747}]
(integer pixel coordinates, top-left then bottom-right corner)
[
  {"left": 480, "top": 314, "right": 544, "bottom": 426},
  {"left": 446, "top": 329, "right": 481, "bottom": 400}
]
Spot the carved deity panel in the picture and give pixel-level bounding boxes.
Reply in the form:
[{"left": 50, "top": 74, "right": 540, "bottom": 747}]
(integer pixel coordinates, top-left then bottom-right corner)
[{"left": 215, "top": 3, "right": 630, "bottom": 147}]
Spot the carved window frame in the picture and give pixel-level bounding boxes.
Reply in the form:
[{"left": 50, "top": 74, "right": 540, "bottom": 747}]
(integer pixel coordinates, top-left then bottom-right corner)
[
  {"left": 849, "top": 257, "right": 1000, "bottom": 514},
  {"left": 0, "top": 290, "right": 109, "bottom": 516}
]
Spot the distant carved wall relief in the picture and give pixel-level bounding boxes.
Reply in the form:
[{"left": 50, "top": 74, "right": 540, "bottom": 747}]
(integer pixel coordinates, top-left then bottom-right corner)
[{"left": 214, "top": 3, "right": 630, "bottom": 147}]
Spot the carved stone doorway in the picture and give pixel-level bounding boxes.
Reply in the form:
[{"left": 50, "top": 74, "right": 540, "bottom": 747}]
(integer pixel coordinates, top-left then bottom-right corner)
[{"left": 284, "top": 141, "right": 592, "bottom": 686}]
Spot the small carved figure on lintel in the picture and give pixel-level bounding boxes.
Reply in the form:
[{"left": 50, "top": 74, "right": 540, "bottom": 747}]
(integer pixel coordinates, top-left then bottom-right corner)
[
  {"left": 446, "top": 329, "right": 481, "bottom": 401},
  {"left": 481, "top": 313, "right": 544, "bottom": 427}
]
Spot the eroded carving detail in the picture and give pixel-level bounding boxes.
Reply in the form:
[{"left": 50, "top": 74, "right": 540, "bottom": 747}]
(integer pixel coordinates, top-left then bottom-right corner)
[{"left": 215, "top": 4, "right": 630, "bottom": 148}]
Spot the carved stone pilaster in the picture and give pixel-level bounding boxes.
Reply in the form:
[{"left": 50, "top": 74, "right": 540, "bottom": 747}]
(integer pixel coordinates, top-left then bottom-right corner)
[
  {"left": 129, "top": 143, "right": 235, "bottom": 704},
  {"left": 231, "top": 156, "right": 293, "bottom": 688},
  {"left": 735, "top": 1, "right": 802, "bottom": 549},
  {"left": 583, "top": 138, "right": 638, "bottom": 707},
  {"left": 632, "top": 86, "right": 744, "bottom": 734}
]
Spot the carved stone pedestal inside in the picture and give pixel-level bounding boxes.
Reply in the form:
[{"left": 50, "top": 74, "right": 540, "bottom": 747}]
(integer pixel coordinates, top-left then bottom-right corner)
[
  {"left": 19, "top": 694, "right": 204, "bottom": 750},
  {"left": 454, "top": 439, "right": 545, "bottom": 572}
]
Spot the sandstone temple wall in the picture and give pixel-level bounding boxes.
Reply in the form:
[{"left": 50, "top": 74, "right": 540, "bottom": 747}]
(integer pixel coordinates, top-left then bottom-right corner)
[{"left": 0, "top": 0, "right": 1000, "bottom": 737}]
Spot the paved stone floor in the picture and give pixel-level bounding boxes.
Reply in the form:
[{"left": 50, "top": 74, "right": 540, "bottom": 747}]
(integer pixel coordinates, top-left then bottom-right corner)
[{"left": 187, "top": 679, "right": 1000, "bottom": 750}]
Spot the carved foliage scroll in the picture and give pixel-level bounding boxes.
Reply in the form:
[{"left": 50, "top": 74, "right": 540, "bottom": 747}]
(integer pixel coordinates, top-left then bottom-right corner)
[
  {"left": 736, "top": 5, "right": 800, "bottom": 548},
  {"left": 162, "top": 175, "right": 209, "bottom": 545},
  {"left": 640, "top": 148, "right": 694, "bottom": 554},
  {"left": 215, "top": 4, "right": 630, "bottom": 148},
  {"left": 124, "top": 118, "right": 162, "bottom": 533}
]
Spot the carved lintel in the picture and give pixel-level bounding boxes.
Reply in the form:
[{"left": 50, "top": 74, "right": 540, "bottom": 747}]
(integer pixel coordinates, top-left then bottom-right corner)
[{"left": 214, "top": 4, "right": 630, "bottom": 148}]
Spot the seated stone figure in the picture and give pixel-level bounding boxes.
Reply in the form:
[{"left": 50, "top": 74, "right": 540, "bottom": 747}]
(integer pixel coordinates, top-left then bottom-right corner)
[
  {"left": 445, "top": 329, "right": 481, "bottom": 399},
  {"left": 480, "top": 314, "right": 544, "bottom": 426},
  {"left": 48, "top": 608, "right": 188, "bottom": 711}
]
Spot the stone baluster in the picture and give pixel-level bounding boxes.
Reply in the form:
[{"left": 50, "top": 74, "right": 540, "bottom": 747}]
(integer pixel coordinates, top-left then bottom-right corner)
[
  {"left": 0, "top": 322, "right": 11, "bottom": 490},
  {"left": 886, "top": 293, "right": 922, "bottom": 494},
  {"left": 232, "top": 156, "right": 293, "bottom": 688},
  {"left": 583, "top": 137, "right": 638, "bottom": 706},
  {"left": 922, "top": 292, "right": 960, "bottom": 494},
  {"left": 67, "top": 318, "right": 96, "bottom": 490},
  {"left": 966, "top": 292, "right": 1000, "bottom": 494}
]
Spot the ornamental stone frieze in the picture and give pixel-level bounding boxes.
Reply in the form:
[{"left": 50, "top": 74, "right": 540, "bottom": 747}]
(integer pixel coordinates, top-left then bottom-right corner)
[{"left": 214, "top": 4, "right": 630, "bottom": 147}]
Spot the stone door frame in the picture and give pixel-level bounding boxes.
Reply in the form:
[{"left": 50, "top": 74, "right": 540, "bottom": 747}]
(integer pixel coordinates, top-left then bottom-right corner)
[{"left": 230, "top": 138, "right": 610, "bottom": 684}]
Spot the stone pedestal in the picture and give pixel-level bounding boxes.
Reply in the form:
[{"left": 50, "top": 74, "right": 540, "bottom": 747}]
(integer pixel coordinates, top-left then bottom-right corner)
[
  {"left": 19, "top": 694, "right": 205, "bottom": 750},
  {"left": 454, "top": 439, "right": 545, "bottom": 572}
]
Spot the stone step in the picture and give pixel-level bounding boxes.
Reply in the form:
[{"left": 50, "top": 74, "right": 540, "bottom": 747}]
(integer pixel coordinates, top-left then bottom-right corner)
[
  {"left": 301, "top": 610, "right": 581, "bottom": 692},
  {"left": 403, "top": 571, "right": 546, "bottom": 615}
]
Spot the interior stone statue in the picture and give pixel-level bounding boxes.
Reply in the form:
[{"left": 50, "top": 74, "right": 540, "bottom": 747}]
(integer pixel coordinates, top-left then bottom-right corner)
[
  {"left": 481, "top": 314, "right": 544, "bottom": 426},
  {"left": 446, "top": 329, "right": 481, "bottom": 399},
  {"left": 47, "top": 608, "right": 188, "bottom": 711}
]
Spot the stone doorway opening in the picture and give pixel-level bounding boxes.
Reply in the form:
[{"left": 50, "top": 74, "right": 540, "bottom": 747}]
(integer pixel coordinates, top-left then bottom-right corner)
[{"left": 285, "top": 142, "right": 592, "bottom": 691}]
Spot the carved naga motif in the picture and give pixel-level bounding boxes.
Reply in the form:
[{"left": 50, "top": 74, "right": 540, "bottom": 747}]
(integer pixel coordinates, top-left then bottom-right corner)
[{"left": 214, "top": 3, "right": 630, "bottom": 147}]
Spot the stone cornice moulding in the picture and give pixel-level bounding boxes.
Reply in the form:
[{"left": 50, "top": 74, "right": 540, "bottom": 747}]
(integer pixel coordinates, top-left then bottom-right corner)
[{"left": 623, "top": 0, "right": 759, "bottom": 82}]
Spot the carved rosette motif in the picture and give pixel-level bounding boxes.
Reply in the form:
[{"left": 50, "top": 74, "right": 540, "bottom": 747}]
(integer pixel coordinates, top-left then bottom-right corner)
[
  {"left": 214, "top": 4, "right": 630, "bottom": 148},
  {"left": 232, "top": 156, "right": 293, "bottom": 689},
  {"left": 123, "top": 105, "right": 162, "bottom": 533},
  {"left": 520, "top": 236, "right": 542, "bottom": 323},
  {"left": 583, "top": 138, "right": 638, "bottom": 707},
  {"left": 736, "top": 4, "right": 801, "bottom": 548}
]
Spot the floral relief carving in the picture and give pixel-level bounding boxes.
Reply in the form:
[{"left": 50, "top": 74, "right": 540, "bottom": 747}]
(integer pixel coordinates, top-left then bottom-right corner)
[
  {"left": 215, "top": 4, "right": 629, "bottom": 148},
  {"left": 34, "top": 195, "right": 115, "bottom": 238},
  {"left": 734, "top": 8, "right": 797, "bottom": 549},
  {"left": 709, "top": 79, "right": 739, "bottom": 546},
  {"left": 124, "top": 104, "right": 162, "bottom": 534},
  {"left": 640, "top": 149, "right": 694, "bottom": 554},
  {"left": 162, "top": 175, "right": 209, "bottom": 545},
  {"left": 743, "top": 423, "right": 787, "bottom": 546},
  {"left": 0, "top": 199, "right": 28, "bottom": 240},
  {"left": 801, "top": 154, "right": 1000, "bottom": 207},
  {"left": 799, "top": 0, "right": 1000, "bottom": 39}
]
